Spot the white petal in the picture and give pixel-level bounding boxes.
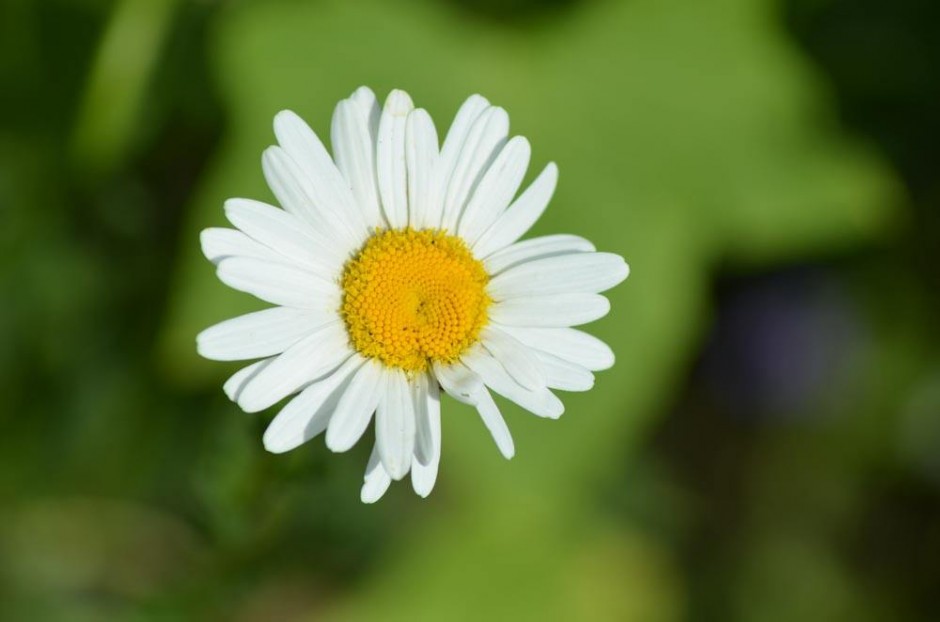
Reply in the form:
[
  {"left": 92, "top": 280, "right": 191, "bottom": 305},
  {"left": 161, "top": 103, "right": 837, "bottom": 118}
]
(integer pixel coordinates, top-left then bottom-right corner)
[
  {"left": 433, "top": 360, "right": 484, "bottom": 405},
  {"left": 412, "top": 372, "right": 434, "bottom": 466},
  {"left": 480, "top": 326, "right": 545, "bottom": 391},
  {"left": 440, "top": 107, "right": 510, "bottom": 231},
  {"left": 375, "top": 369, "right": 416, "bottom": 480},
  {"left": 498, "top": 326, "right": 615, "bottom": 371},
  {"left": 434, "top": 95, "right": 490, "bottom": 228},
  {"left": 361, "top": 444, "right": 392, "bottom": 504},
  {"left": 457, "top": 136, "right": 530, "bottom": 245},
  {"left": 472, "top": 162, "right": 558, "bottom": 258},
  {"left": 236, "top": 322, "right": 352, "bottom": 413},
  {"left": 405, "top": 109, "right": 440, "bottom": 229},
  {"left": 261, "top": 146, "right": 362, "bottom": 253},
  {"left": 273, "top": 110, "right": 367, "bottom": 238},
  {"left": 263, "top": 355, "right": 365, "bottom": 454},
  {"left": 376, "top": 89, "right": 414, "bottom": 228},
  {"left": 224, "top": 198, "right": 342, "bottom": 276},
  {"left": 325, "top": 359, "right": 388, "bottom": 453},
  {"left": 331, "top": 97, "right": 384, "bottom": 228},
  {"left": 462, "top": 346, "right": 564, "bottom": 419},
  {"left": 261, "top": 146, "right": 325, "bottom": 228},
  {"left": 433, "top": 362, "right": 513, "bottom": 458},
  {"left": 351, "top": 86, "right": 381, "bottom": 126},
  {"left": 484, "top": 234, "right": 595, "bottom": 275},
  {"left": 488, "top": 252, "right": 629, "bottom": 299},
  {"left": 197, "top": 307, "right": 328, "bottom": 361},
  {"left": 411, "top": 374, "right": 441, "bottom": 496},
  {"left": 223, "top": 358, "right": 273, "bottom": 402},
  {"left": 201, "top": 228, "right": 284, "bottom": 265},
  {"left": 439, "top": 96, "right": 490, "bottom": 161},
  {"left": 534, "top": 351, "right": 594, "bottom": 392},
  {"left": 475, "top": 387, "right": 515, "bottom": 459},
  {"left": 216, "top": 257, "right": 340, "bottom": 310},
  {"left": 488, "top": 293, "right": 610, "bottom": 327}
]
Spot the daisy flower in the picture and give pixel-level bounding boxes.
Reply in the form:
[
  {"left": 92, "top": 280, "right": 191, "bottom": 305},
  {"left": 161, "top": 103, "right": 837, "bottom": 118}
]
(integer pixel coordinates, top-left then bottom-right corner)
[{"left": 197, "top": 87, "right": 629, "bottom": 502}]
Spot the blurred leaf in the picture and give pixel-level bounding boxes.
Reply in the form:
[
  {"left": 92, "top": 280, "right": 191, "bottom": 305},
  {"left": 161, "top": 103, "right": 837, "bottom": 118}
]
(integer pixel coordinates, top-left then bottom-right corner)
[
  {"left": 732, "top": 533, "right": 887, "bottom": 622},
  {"left": 0, "top": 497, "right": 205, "bottom": 609},
  {"left": 71, "top": 0, "right": 179, "bottom": 176}
]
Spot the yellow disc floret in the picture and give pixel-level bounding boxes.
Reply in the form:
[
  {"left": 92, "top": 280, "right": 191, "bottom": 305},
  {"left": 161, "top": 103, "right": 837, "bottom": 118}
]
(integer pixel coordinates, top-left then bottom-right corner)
[{"left": 341, "top": 228, "right": 491, "bottom": 373}]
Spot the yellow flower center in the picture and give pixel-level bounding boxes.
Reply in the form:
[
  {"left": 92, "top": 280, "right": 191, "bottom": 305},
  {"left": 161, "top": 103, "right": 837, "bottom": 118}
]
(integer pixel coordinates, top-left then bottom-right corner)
[{"left": 341, "top": 228, "right": 491, "bottom": 373}]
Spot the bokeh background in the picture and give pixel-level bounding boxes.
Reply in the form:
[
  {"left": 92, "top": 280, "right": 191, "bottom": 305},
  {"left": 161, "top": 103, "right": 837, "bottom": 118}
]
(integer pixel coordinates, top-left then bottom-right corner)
[{"left": 2, "top": 0, "right": 939, "bottom": 619}]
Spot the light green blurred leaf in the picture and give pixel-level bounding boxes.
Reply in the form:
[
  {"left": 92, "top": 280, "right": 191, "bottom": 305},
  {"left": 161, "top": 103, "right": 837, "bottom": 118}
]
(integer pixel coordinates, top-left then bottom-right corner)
[{"left": 71, "top": 0, "right": 179, "bottom": 176}]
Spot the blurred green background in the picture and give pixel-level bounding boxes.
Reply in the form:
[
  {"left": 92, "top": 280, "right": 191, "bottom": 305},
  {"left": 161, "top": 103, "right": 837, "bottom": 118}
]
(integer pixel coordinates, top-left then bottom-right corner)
[{"left": 2, "top": 0, "right": 938, "bottom": 619}]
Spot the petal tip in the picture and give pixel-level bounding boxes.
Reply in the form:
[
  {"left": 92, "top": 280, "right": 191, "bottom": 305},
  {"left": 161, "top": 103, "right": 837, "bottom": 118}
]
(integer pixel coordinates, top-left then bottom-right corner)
[
  {"left": 385, "top": 89, "right": 414, "bottom": 115},
  {"left": 199, "top": 228, "right": 222, "bottom": 262},
  {"left": 236, "top": 396, "right": 266, "bottom": 415},
  {"left": 273, "top": 109, "right": 301, "bottom": 125},
  {"left": 325, "top": 427, "right": 357, "bottom": 453},
  {"left": 360, "top": 489, "right": 383, "bottom": 504},
  {"left": 262, "top": 430, "right": 294, "bottom": 454}
]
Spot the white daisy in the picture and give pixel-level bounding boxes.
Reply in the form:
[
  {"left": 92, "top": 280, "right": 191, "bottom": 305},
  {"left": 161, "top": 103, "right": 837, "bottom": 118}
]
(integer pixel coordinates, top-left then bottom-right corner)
[{"left": 197, "top": 87, "right": 629, "bottom": 502}]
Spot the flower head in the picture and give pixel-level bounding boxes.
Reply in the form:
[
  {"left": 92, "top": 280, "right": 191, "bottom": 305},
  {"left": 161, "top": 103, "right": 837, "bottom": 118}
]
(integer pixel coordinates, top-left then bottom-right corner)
[{"left": 197, "top": 87, "right": 629, "bottom": 502}]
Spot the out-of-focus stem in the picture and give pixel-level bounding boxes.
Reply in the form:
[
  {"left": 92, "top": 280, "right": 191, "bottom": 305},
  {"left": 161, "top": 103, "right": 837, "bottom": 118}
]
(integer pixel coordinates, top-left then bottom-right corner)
[{"left": 71, "top": 0, "right": 179, "bottom": 177}]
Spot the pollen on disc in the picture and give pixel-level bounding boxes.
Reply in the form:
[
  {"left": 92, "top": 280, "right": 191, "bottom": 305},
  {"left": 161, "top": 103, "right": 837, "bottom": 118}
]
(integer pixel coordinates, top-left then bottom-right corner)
[{"left": 341, "top": 228, "right": 491, "bottom": 372}]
